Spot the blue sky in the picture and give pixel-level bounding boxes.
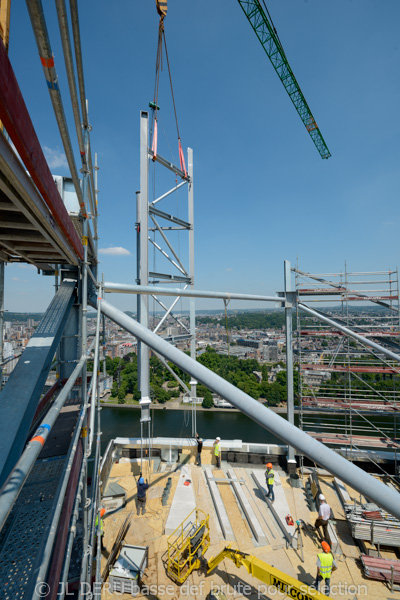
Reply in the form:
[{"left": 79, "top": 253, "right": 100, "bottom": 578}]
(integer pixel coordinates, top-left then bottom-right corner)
[{"left": 4, "top": 0, "right": 400, "bottom": 312}]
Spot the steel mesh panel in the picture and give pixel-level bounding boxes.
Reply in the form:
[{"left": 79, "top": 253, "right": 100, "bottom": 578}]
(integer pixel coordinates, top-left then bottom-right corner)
[
  {"left": 0, "top": 503, "right": 53, "bottom": 599},
  {"left": 0, "top": 457, "right": 66, "bottom": 599}
]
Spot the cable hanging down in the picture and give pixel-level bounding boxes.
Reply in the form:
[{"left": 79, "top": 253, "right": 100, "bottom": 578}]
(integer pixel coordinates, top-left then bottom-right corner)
[{"left": 151, "top": 1, "right": 187, "bottom": 177}]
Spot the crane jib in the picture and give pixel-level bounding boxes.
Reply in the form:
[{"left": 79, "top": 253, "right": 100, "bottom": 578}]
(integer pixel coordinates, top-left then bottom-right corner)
[{"left": 237, "top": 0, "right": 331, "bottom": 159}]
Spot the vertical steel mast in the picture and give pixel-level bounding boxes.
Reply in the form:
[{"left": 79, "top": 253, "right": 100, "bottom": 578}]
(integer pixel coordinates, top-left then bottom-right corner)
[
  {"left": 139, "top": 112, "right": 151, "bottom": 467},
  {"left": 139, "top": 110, "right": 195, "bottom": 449}
]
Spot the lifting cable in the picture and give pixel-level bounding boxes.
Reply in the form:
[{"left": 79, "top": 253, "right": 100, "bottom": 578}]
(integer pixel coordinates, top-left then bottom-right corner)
[
  {"left": 151, "top": 2, "right": 187, "bottom": 176},
  {"left": 224, "top": 300, "right": 230, "bottom": 358}
]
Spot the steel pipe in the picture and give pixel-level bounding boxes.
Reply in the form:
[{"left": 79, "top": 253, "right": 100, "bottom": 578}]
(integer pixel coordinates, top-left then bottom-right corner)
[
  {"left": 31, "top": 391, "right": 87, "bottom": 600},
  {"left": 96, "top": 298, "right": 400, "bottom": 520},
  {"left": 87, "top": 295, "right": 102, "bottom": 455},
  {"left": 103, "top": 282, "right": 285, "bottom": 304},
  {"left": 25, "top": 0, "right": 87, "bottom": 218},
  {"left": 57, "top": 459, "right": 86, "bottom": 600},
  {"left": 0, "top": 339, "right": 94, "bottom": 533},
  {"left": 55, "top": 0, "right": 96, "bottom": 225},
  {"left": 69, "top": 0, "right": 97, "bottom": 216}
]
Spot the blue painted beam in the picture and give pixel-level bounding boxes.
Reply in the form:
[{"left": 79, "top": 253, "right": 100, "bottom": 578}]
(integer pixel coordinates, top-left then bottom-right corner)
[{"left": 0, "top": 280, "right": 76, "bottom": 486}]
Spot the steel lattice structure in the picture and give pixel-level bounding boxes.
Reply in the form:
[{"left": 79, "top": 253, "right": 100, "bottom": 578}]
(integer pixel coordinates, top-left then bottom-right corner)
[{"left": 237, "top": 0, "right": 331, "bottom": 159}]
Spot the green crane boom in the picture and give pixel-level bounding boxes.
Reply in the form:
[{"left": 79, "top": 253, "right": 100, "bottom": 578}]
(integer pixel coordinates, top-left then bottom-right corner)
[{"left": 237, "top": 0, "right": 331, "bottom": 159}]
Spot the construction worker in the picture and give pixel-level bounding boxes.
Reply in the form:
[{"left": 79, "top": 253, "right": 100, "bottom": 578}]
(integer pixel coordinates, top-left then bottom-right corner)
[
  {"left": 314, "top": 493, "right": 332, "bottom": 546},
  {"left": 195, "top": 433, "right": 203, "bottom": 466},
  {"left": 95, "top": 507, "right": 106, "bottom": 551},
  {"left": 136, "top": 474, "right": 149, "bottom": 516},
  {"left": 213, "top": 436, "right": 221, "bottom": 468},
  {"left": 265, "top": 463, "right": 275, "bottom": 502},
  {"left": 315, "top": 541, "right": 337, "bottom": 596}
]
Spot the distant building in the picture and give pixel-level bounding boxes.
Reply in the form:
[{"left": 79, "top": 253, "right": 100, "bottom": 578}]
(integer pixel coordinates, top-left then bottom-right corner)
[
  {"left": 117, "top": 342, "right": 135, "bottom": 358},
  {"left": 237, "top": 338, "right": 263, "bottom": 351},
  {"left": 3, "top": 342, "right": 13, "bottom": 360},
  {"left": 99, "top": 375, "right": 113, "bottom": 397},
  {"left": 303, "top": 370, "right": 331, "bottom": 387},
  {"left": 213, "top": 394, "right": 234, "bottom": 408},
  {"left": 263, "top": 344, "right": 278, "bottom": 361},
  {"left": 182, "top": 395, "right": 203, "bottom": 405}
]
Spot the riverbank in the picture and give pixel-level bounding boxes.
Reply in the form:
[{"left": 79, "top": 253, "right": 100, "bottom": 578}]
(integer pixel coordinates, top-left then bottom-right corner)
[
  {"left": 100, "top": 399, "right": 289, "bottom": 413},
  {"left": 100, "top": 400, "right": 390, "bottom": 417}
]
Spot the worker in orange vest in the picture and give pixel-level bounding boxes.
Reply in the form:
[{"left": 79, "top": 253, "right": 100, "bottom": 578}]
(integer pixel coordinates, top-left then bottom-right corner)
[{"left": 315, "top": 541, "right": 337, "bottom": 596}]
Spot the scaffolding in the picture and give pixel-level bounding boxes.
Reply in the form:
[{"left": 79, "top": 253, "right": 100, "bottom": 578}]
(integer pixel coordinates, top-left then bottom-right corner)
[{"left": 295, "top": 264, "right": 400, "bottom": 475}]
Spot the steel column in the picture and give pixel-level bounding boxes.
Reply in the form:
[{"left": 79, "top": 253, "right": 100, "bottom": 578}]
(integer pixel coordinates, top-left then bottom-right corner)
[
  {"left": 95, "top": 298, "right": 400, "bottom": 521},
  {"left": 284, "top": 260, "right": 295, "bottom": 462},
  {"left": 188, "top": 148, "right": 197, "bottom": 436},
  {"left": 139, "top": 112, "right": 150, "bottom": 403}
]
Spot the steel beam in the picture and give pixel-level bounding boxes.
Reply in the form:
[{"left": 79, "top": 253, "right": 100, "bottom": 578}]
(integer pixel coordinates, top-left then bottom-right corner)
[
  {"left": 96, "top": 298, "right": 400, "bottom": 521},
  {"left": 149, "top": 272, "right": 191, "bottom": 283},
  {"left": 149, "top": 206, "right": 191, "bottom": 229},
  {"left": 148, "top": 149, "right": 190, "bottom": 181},
  {"left": 150, "top": 181, "right": 187, "bottom": 207},
  {"left": 103, "top": 282, "right": 285, "bottom": 304},
  {"left": 0, "top": 280, "right": 76, "bottom": 486}
]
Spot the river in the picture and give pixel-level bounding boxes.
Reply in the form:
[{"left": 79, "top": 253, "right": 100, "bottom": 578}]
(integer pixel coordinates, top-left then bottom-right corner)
[{"left": 100, "top": 407, "right": 399, "bottom": 453}]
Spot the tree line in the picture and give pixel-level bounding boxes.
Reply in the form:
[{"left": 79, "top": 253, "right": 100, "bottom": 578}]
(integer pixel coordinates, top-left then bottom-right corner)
[{"left": 98, "top": 348, "right": 295, "bottom": 408}]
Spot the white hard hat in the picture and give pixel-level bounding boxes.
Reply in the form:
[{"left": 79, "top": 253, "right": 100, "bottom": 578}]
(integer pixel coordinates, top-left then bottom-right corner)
[
  {"left": 216, "top": 436, "right": 221, "bottom": 441},
  {"left": 319, "top": 494, "right": 325, "bottom": 501}
]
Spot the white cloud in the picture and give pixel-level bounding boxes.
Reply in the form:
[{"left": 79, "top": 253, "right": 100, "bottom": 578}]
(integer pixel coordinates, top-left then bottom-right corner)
[
  {"left": 225, "top": 267, "right": 233, "bottom": 272},
  {"left": 17, "top": 264, "right": 36, "bottom": 270},
  {"left": 43, "top": 146, "right": 68, "bottom": 170},
  {"left": 99, "top": 246, "right": 131, "bottom": 256},
  {"left": 11, "top": 277, "right": 20, "bottom": 281}
]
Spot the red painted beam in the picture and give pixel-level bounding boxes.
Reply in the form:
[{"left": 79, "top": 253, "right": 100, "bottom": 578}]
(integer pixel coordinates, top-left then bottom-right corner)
[
  {"left": 47, "top": 441, "right": 83, "bottom": 600},
  {"left": 32, "top": 380, "right": 61, "bottom": 423},
  {"left": 301, "top": 363, "right": 399, "bottom": 374},
  {"left": 0, "top": 39, "right": 83, "bottom": 260}
]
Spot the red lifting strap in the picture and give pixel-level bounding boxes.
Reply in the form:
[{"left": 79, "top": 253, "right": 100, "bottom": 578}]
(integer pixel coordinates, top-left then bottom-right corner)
[
  {"left": 178, "top": 138, "right": 186, "bottom": 177},
  {"left": 151, "top": 118, "right": 158, "bottom": 160}
]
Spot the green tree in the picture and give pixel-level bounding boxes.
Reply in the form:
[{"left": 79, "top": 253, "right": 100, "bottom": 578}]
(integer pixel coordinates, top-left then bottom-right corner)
[{"left": 202, "top": 391, "right": 214, "bottom": 409}]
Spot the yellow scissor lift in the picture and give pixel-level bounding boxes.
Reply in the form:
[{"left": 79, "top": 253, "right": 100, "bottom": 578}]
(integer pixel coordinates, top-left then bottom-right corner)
[
  {"left": 167, "top": 508, "right": 331, "bottom": 600},
  {"left": 167, "top": 508, "right": 210, "bottom": 584}
]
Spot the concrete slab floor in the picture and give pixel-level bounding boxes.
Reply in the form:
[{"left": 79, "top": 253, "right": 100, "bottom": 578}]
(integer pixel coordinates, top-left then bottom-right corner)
[{"left": 99, "top": 461, "right": 400, "bottom": 600}]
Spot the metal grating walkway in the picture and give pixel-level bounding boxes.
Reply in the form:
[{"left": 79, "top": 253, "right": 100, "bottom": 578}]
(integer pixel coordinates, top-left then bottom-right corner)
[{"left": 0, "top": 456, "right": 66, "bottom": 599}]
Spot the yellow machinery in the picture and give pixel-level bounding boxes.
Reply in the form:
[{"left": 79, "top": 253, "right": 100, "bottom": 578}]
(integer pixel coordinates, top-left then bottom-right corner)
[
  {"left": 166, "top": 509, "right": 331, "bottom": 600},
  {"left": 166, "top": 508, "right": 210, "bottom": 584}
]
